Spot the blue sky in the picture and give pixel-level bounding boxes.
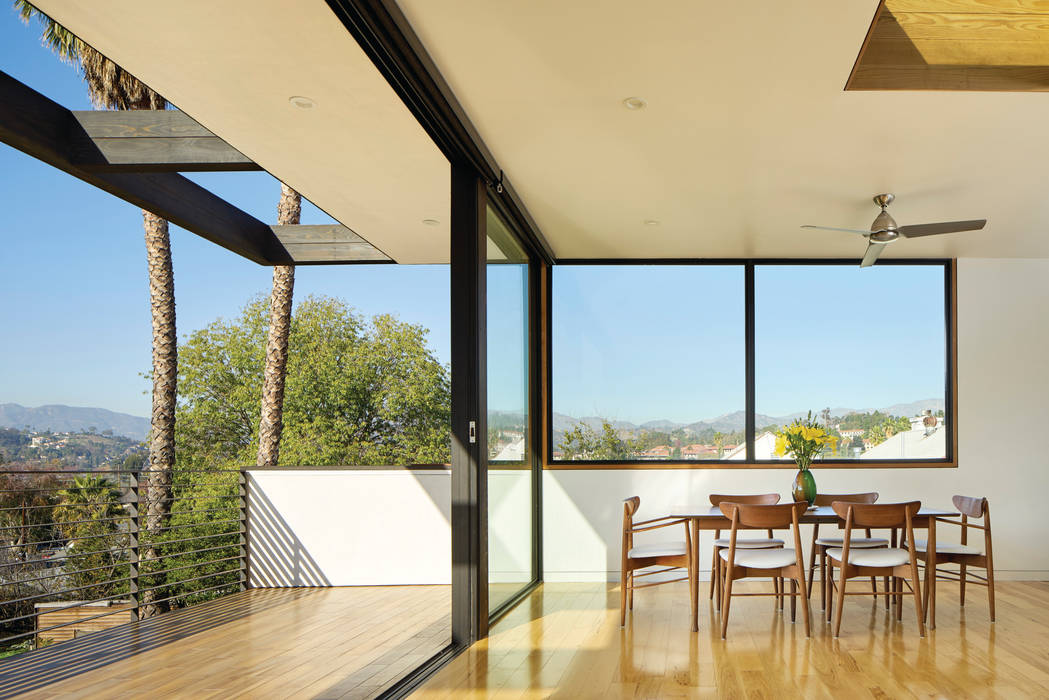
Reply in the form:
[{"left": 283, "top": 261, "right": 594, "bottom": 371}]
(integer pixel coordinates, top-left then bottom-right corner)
[
  {"left": 0, "top": 9, "right": 450, "bottom": 417},
  {"left": 553, "top": 264, "right": 945, "bottom": 424}
]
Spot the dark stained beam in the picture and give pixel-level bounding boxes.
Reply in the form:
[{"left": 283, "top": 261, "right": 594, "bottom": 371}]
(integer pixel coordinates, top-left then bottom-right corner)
[
  {"left": 271, "top": 224, "right": 391, "bottom": 263},
  {"left": 69, "top": 110, "right": 261, "bottom": 172},
  {"left": 0, "top": 70, "right": 289, "bottom": 265}
]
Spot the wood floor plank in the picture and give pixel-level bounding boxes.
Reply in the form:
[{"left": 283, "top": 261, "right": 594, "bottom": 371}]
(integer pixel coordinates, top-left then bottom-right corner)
[{"left": 417, "top": 581, "right": 1049, "bottom": 699}]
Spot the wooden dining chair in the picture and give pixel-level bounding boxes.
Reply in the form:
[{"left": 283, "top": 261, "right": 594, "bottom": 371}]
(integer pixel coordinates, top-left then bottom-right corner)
[
  {"left": 709, "top": 493, "right": 784, "bottom": 610},
  {"left": 621, "top": 496, "right": 694, "bottom": 626},
  {"left": 806, "top": 492, "right": 890, "bottom": 611},
  {"left": 717, "top": 501, "right": 811, "bottom": 639},
  {"left": 913, "top": 495, "right": 996, "bottom": 622},
  {"left": 826, "top": 501, "right": 925, "bottom": 638}
]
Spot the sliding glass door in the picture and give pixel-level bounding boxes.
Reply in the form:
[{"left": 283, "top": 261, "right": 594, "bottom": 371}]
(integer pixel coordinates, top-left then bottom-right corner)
[{"left": 485, "top": 204, "right": 535, "bottom": 613}]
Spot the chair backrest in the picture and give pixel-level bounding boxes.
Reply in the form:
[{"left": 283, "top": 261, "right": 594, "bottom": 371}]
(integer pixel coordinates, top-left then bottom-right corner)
[
  {"left": 831, "top": 501, "right": 920, "bottom": 529},
  {"left": 623, "top": 496, "right": 640, "bottom": 534},
  {"left": 952, "top": 495, "right": 987, "bottom": 519},
  {"left": 718, "top": 501, "right": 806, "bottom": 529},
  {"left": 709, "top": 493, "right": 780, "bottom": 506},
  {"left": 813, "top": 492, "right": 878, "bottom": 506}
]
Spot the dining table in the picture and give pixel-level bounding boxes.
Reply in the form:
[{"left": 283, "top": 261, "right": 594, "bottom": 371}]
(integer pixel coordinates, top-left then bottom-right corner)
[{"left": 668, "top": 504, "right": 960, "bottom": 632}]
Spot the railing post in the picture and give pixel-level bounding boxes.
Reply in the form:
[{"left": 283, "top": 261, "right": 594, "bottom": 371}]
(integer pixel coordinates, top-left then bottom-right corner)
[
  {"left": 129, "top": 469, "right": 140, "bottom": 621},
  {"left": 238, "top": 468, "right": 249, "bottom": 591}
]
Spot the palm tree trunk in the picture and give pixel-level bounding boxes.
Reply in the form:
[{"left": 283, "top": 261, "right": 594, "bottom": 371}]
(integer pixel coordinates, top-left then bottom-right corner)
[
  {"left": 140, "top": 210, "right": 176, "bottom": 617},
  {"left": 256, "top": 184, "right": 299, "bottom": 466}
]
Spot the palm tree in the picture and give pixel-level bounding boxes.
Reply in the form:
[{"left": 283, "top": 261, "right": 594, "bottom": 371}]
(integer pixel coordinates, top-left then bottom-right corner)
[
  {"left": 17, "top": 2, "right": 176, "bottom": 616},
  {"left": 256, "top": 184, "right": 298, "bottom": 467}
]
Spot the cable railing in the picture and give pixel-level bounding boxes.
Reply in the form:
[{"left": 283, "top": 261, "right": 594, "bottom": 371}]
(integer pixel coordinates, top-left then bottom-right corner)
[{"left": 0, "top": 466, "right": 245, "bottom": 656}]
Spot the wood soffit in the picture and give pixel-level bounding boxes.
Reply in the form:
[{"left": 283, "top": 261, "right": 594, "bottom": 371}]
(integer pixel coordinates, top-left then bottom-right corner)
[{"left": 849, "top": 0, "right": 1049, "bottom": 90}]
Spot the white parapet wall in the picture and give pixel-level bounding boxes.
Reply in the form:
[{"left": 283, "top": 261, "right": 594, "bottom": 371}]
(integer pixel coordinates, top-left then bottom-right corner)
[{"left": 246, "top": 468, "right": 451, "bottom": 586}]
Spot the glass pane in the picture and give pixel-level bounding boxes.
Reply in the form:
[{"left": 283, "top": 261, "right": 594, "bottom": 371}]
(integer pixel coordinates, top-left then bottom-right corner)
[
  {"left": 755, "top": 265, "right": 947, "bottom": 460},
  {"left": 486, "top": 206, "right": 532, "bottom": 612},
  {"left": 552, "top": 265, "right": 745, "bottom": 461}
]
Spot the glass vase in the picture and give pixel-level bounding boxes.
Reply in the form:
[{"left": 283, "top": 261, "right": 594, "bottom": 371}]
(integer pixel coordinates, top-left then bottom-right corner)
[{"left": 792, "top": 467, "right": 817, "bottom": 506}]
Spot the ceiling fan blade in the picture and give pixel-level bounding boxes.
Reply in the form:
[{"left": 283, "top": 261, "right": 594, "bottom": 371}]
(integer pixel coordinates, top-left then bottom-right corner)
[
  {"left": 898, "top": 220, "right": 986, "bottom": 238},
  {"left": 860, "top": 241, "right": 887, "bottom": 268},
  {"left": 801, "top": 225, "right": 872, "bottom": 235}
]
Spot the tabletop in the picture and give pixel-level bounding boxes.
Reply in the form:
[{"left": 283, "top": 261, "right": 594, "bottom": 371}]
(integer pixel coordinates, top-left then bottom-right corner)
[{"left": 669, "top": 505, "right": 959, "bottom": 520}]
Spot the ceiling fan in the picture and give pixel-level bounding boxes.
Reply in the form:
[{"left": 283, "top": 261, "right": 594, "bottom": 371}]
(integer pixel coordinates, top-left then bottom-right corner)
[{"left": 802, "top": 194, "right": 987, "bottom": 267}]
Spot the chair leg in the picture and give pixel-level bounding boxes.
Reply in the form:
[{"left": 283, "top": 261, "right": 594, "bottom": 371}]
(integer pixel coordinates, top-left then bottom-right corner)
[
  {"left": 959, "top": 563, "right": 967, "bottom": 607},
  {"left": 826, "top": 565, "right": 835, "bottom": 623},
  {"left": 709, "top": 546, "right": 718, "bottom": 600},
  {"left": 721, "top": 571, "right": 735, "bottom": 639},
  {"left": 910, "top": 563, "right": 926, "bottom": 638},
  {"left": 807, "top": 524, "right": 819, "bottom": 599},
  {"left": 833, "top": 575, "right": 847, "bottom": 637},
  {"left": 986, "top": 559, "right": 996, "bottom": 623},
  {"left": 797, "top": 572, "right": 812, "bottom": 637},
  {"left": 715, "top": 556, "right": 723, "bottom": 612},
  {"left": 790, "top": 578, "right": 797, "bottom": 623},
  {"left": 884, "top": 576, "right": 890, "bottom": 609},
  {"left": 620, "top": 568, "right": 628, "bottom": 626},
  {"left": 895, "top": 576, "right": 903, "bottom": 621},
  {"left": 629, "top": 571, "right": 634, "bottom": 610},
  {"left": 870, "top": 576, "right": 878, "bottom": 603},
  {"left": 819, "top": 548, "right": 826, "bottom": 611}
]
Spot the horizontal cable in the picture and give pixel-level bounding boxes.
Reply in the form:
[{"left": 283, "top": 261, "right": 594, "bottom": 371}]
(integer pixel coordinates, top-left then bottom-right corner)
[
  {"left": 3, "top": 558, "right": 130, "bottom": 588},
  {"left": 0, "top": 480, "right": 237, "bottom": 496},
  {"left": 145, "top": 542, "right": 240, "bottom": 562},
  {"left": 136, "top": 529, "right": 239, "bottom": 550},
  {"left": 138, "top": 554, "right": 241, "bottom": 580},
  {"left": 146, "top": 518, "right": 241, "bottom": 535},
  {"left": 0, "top": 544, "right": 132, "bottom": 570},
  {"left": 0, "top": 603, "right": 133, "bottom": 646},
  {"left": 0, "top": 513, "right": 129, "bottom": 533},
  {"left": 0, "top": 468, "right": 240, "bottom": 475},
  {"left": 0, "top": 501, "right": 130, "bottom": 514},
  {"left": 137, "top": 505, "right": 238, "bottom": 520},
  {"left": 0, "top": 530, "right": 131, "bottom": 552},
  {"left": 139, "top": 494, "right": 237, "bottom": 506},
  {"left": 142, "top": 580, "right": 239, "bottom": 609},
  {"left": 135, "top": 566, "right": 241, "bottom": 595},
  {"left": 1, "top": 587, "right": 130, "bottom": 625}
]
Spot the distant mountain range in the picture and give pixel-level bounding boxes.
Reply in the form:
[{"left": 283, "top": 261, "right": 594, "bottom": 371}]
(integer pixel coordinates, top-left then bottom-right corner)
[
  {"left": 0, "top": 403, "right": 150, "bottom": 441},
  {"left": 552, "top": 398, "right": 945, "bottom": 436}
]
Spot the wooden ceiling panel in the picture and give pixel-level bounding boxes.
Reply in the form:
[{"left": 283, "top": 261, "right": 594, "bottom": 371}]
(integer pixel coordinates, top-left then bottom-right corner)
[{"left": 850, "top": 1, "right": 1049, "bottom": 90}]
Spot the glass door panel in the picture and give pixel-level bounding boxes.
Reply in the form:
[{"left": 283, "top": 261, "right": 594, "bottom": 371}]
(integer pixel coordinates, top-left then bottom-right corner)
[{"left": 486, "top": 205, "right": 533, "bottom": 613}]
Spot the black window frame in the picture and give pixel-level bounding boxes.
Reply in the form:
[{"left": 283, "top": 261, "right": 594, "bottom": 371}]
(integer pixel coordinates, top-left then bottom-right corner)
[{"left": 545, "top": 258, "right": 956, "bottom": 468}]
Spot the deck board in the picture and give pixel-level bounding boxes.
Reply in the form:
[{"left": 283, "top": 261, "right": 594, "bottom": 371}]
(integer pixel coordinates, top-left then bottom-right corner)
[{"left": 0, "top": 586, "right": 450, "bottom": 700}]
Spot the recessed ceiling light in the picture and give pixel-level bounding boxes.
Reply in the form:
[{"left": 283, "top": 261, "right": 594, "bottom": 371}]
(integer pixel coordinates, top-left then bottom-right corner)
[
  {"left": 422, "top": 218, "right": 440, "bottom": 226},
  {"left": 622, "top": 96, "right": 647, "bottom": 110},
  {"left": 289, "top": 96, "right": 315, "bottom": 109},
  {"left": 644, "top": 219, "right": 660, "bottom": 226}
]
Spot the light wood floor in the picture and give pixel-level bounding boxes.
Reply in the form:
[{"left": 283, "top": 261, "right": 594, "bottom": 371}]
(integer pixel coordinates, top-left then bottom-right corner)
[
  {"left": 415, "top": 581, "right": 1049, "bottom": 699},
  {"left": 0, "top": 586, "right": 450, "bottom": 700}
]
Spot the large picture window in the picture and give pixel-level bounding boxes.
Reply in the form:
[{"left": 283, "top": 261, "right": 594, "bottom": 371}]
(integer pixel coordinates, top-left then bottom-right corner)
[{"left": 548, "top": 261, "right": 953, "bottom": 466}]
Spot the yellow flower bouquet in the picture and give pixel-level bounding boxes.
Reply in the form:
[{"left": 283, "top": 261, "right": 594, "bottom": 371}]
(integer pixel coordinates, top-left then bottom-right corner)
[{"left": 774, "top": 412, "right": 837, "bottom": 504}]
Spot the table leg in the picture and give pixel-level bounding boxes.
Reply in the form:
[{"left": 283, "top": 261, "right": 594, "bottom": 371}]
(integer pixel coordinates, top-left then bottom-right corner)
[
  {"left": 690, "top": 519, "right": 700, "bottom": 632},
  {"left": 928, "top": 518, "right": 937, "bottom": 630}
]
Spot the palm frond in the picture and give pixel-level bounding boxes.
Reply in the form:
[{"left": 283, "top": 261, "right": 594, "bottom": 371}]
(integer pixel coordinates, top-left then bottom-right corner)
[{"left": 14, "top": 0, "right": 167, "bottom": 110}]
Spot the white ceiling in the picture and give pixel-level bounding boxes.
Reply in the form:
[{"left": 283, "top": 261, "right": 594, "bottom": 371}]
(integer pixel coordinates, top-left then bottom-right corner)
[
  {"left": 397, "top": 0, "right": 1049, "bottom": 260},
  {"left": 33, "top": 0, "right": 450, "bottom": 264},
  {"left": 32, "top": 1, "right": 1049, "bottom": 262}
]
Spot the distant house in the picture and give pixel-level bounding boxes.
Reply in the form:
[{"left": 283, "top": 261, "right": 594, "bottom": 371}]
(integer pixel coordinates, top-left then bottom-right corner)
[
  {"left": 639, "top": 445, "right": 672, "bottom": 459},
  {"left": 838, "top": 428, "right": 865, "bottom": 440},
  {"left": 681, "top": 444, "right": 716, "bottom": 460}
]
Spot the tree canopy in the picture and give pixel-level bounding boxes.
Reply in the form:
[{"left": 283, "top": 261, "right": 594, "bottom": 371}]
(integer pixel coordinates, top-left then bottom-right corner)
[{"left": 175, "top": 295, "right": 450, "bottom": 468}]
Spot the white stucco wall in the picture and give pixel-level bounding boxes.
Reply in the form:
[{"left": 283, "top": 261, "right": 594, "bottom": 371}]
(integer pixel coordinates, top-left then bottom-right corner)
[
  {"left": 543, "top": 258, "right": 1049, "bottom": 582},
  {"left": 246, "top": 469, "right": 451, "bottom": 586}
]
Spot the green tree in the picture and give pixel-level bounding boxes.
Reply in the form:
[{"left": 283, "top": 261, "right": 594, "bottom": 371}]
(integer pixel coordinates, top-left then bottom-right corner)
[
  {"left": 559, "top": 420, "right": 632, "bottom": 460},
  {"left": 53, "top": 476, "right": 128, "bottom": 602},
  {"left": 176, "top": 295, "right": 451, "bottom": 468}
]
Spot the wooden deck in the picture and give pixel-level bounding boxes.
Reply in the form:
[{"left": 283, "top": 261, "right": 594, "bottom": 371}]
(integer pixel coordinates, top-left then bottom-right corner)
[
  {"left": 0, "top": 586, "right": 450, "bottom": 699},
  {"left": 416, "top": 581, "right": 1049, "bottom": 698}
]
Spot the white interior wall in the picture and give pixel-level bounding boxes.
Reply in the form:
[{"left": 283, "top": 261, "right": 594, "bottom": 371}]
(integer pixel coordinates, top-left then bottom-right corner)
[{"left": 543, "top": 258, "right": 1049, "bottom": 582}]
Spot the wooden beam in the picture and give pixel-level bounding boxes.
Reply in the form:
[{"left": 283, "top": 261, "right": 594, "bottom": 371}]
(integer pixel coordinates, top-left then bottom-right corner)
[
  {"left": 270, "top": 224, "right": 391, "bottom": 263},
  {"left": 68, "top": 111, "right": 261, "bottom": 172},
  {"left": 0, "top": 70, "right": 289, "bottom": 265}
]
